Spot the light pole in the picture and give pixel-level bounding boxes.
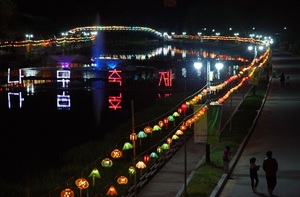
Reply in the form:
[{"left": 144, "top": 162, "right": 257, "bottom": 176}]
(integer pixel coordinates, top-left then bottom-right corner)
[{"left": 25, "top": 34, "right": 33, "bottom": 53}]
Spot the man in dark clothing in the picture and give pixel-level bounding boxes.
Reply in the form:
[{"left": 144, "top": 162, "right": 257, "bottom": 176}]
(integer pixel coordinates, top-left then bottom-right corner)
[{"left": 263, "top": 151, "right": 278, "bottom": 196}]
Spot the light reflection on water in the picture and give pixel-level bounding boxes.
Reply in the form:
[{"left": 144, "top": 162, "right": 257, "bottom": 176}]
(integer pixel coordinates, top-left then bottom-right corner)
[{"left": 0, "top": 45, "right": 248, "bottom": 185}]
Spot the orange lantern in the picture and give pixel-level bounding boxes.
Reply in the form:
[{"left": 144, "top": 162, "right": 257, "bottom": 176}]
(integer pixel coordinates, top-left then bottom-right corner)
[
  {"left": 144, "top": 125, "right": 153, "bottom": 134},
  {"left": 158, "top": 120, "right": 164, "bottom": 128},
  {"left": 180, "top": 124, "right": 187, "bottom": 131},
  {"left": 143, "top": 155, "right": 151, "bottom": 163},
  {"left": 167, "top": 137, "right": 172, "bottom": 145},
  {"left": 130, "top": 132, "right": 137, "bottom": 141},
  {"left": 60, "top": 188, "right": 74, "bottom": 197},
  {"left": 111, "top": 149, "right": 122, "bottom": 159},
  {"left": 106, "top": 185, "right": 118, "bottom": 196},
  {"left": 117, "top": 176, "right": 128, "bottom": 184},
  {"left": 75, "top": 178, "right": 89, "bottom": 189},
  {"left": 101, "top": 158, "right": 113, "bottom": 168}
]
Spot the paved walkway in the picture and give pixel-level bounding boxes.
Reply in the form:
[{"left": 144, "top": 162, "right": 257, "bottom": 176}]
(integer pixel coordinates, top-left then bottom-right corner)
[
  {"left": 216, "top": 51, "right": 300, "bottom": 197},
  {"left": 137, "top": 50, "right": 300, "bottom": 197}
]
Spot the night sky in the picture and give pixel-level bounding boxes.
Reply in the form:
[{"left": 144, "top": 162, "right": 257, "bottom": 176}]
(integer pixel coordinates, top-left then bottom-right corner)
[{"left": 3, "top": 0, "right": 300, "bottom": 39}]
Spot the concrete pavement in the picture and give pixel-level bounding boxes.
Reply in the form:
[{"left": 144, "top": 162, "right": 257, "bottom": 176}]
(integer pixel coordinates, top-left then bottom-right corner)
[{"left": 216, "top": 51, "right": 300, "bottom": 197}]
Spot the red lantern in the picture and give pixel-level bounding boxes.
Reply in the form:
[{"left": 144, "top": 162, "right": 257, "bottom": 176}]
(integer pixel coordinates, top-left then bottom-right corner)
[
  {"left": 143, "top": 155, "right": 151, "bottom": 163},
  {"left": 106, "top": 185, "right": 118, "bottom": 196},
  {"left": 181, "top": 103, "right": 187, "bottom": 112},
  {"left": 163, "top": 117, "right": 168, "bottom": 125},
  {"left": 178, "top": 107, "right": 182, "bottom": 114}
]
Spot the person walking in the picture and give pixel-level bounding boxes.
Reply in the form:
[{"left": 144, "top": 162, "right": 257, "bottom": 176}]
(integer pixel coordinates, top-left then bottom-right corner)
[
  {"left": 263, "top": 151, "right": 278, "bottom": 196},
  {"left": 279, "top": 72, "right": 285, "bottom": 86},
  {"left": 249, "top": 157, "right": 260, "bottom": 192},
  {"left": 223, "top": 146, "right": 231, "bottom": 173}
]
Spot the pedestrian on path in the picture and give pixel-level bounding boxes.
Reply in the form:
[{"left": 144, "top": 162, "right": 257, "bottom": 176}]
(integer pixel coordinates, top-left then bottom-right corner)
[
  {"left": 263, "top": 151, "right": 278, "bottom": 196},
  {"left": 223, "top": 146, "right": 231, "bottom": 173},
  {"left": 279, "top": 72, "right": 285, "bottom": 86},
  {"left": 249, "top": 157, "right": 260, "bottom": 193}
]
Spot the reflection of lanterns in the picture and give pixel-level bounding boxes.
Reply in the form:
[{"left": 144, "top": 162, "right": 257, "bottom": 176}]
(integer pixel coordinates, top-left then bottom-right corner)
[
  {"left": 111, "top": 149, "right": 122, "bottom": 159},
  {"left": 88, "top": 168, "right": 101, "bottom": 186},
  {"left": 128, "top": 166, "right": 136, "bottom": 175},
  {"left": 101, "top": 158, "right": 113, "bottom": 168},
  {"left": 60, "top": 188, "right": 74, "bottom": 197},
  {"left": 143, "top": 155, "right": 151, "bottom": 163},
  {"left": 106, "top": 185, "right": 118, "bottom": 196},
  {"left": 158, "top": 120, "right": 164, "bottom": 128},
  {"left": 144, "top": 125, "right": 153, "bottom": 134},
  {"left": 117, "top": 176, "right": 128, "bottom": 184},
  {"left": 180, "top": 124, "right": 187, "bottom": 131}
]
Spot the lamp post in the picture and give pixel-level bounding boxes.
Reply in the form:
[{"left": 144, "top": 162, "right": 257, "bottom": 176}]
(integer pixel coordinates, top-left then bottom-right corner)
[
  {"left": 130, "top": 100, "right": 137, "bottom": 197},
  {"left": 25, "top": 34, "right": 33, "bottom": 53}
]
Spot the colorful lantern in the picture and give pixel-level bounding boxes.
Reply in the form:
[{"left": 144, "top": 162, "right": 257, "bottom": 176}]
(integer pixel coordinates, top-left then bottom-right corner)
[
  {"left": 136, "top": 161, "right": 147, "bottom": 175},
  {"left": 75, "top": 178, "right": 89, "bottom": 189},
  {"left": 157, "top": 146, "right": 163, "bottom": 154},
  {"left": 60, "top": 188, "right": 74, "bottom": 197},
  {"left": 158, "top": 120, "right": 164, "bottom": 128},
  {"left": 111, "top": 149, "right": 122, "bottom": 159},
  {"left": 117, "top": 176, "right": 128, "bottom": 185},
  {"left": 137, "top": 131, "right": 147, "bottom": 145},
  {"left": 88, "top": 168, "right": 101, "bottom": 186},
  {"left": 106, "top": 185, "right": 118, "bottom": 196},
  {"left": 130, "top": 132, "right": 137, "bottom": 141},
  {"left": 143, "top": 155, "right": 151, "bottom": 163},
  {"left": 144, "top": 125, "right": 153, "bottom": 134},
  {"left": 167, "top": 137, "right": 172, "bottom": 145},
  {"left": 128, "top": 166, "right": 136, "bottom": 175},
  {"left": 150, "top": 152, "right": 158, "bottom": 159},
  {"left": 175, "top": 129, "right": 184, "bottom": 135},
  {"left": 152, "top": 125, "right": 161, "bottom": 131},
  {"left": 161, "top": 143, "right": 170, "bottom": 150},
  {"left": 101, "top": 158, "right": 113, "bottom": 168},
  {"left": 122, "top": 142, "right": 133, "bottom": 150}
]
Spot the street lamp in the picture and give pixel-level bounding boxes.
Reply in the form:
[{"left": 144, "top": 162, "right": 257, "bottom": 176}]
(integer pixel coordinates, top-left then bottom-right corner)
[{"left": 25, "top": 34, "right": 33, "bottom": 41}]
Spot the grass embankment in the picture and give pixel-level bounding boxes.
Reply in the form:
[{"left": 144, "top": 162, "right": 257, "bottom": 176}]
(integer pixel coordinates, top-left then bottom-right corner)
[{"left": 181, "top": 78, "right": 269, "bottom": 197}]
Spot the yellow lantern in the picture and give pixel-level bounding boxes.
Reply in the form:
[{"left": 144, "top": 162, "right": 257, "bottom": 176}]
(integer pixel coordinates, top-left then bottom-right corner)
[
  {"left": 117, "top": 176, "right": 128, "bottom": 184},
  {"left": 75, "top": 178, "right": 89, "bottom": 189},
  {"left": 128, "top": 166, "right": 136, "bottom": 175},
  {"left": 101, "top": 158, "right": 113, "bottom": 168},
  {"left": 111, "top": 149, "right": 122, "bottom": 159},
  {"left": 130, "top": 132, "right": 137, "bottom": 141},
  {"left": 60, "top": 188, "right": 74, "bottom": 197}
]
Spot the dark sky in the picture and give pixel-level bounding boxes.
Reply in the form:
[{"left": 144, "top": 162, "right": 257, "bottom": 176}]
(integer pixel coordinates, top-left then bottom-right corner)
[{"left": 9, "top": 0, "right": 300, "bottom": 38}]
